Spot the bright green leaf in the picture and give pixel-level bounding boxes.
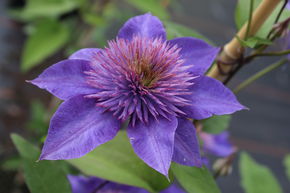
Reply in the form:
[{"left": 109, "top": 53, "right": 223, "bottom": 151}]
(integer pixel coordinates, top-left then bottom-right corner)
[
  {"left": 125, "top": 0, "right": 169, "bottom": 20},
  {"left": 67, "top": 131, "right": 169, "bottom": 193},
  {"left": 202, "top": 115, "right": 231, "bottom": 134},
  {"left": 283, "top": 154, "right": 290, "bottom": 181},
  {"left": 11, "top": 134, "right": 71, "bottom": 193},
  {"left": 165, "top": 21, "right": 213, "bottom": 44},
  {"left": 235, "top": 0, "right": 290, "bottom": 38},
  {"left": 171, "top": 163, "right": 221, "bottom": 193},
  {"left": 239, "top": 152, "right": 283, "bottom": 193},
  {"left": 21, "top": 19, "right": 69, "bottom": 72}
]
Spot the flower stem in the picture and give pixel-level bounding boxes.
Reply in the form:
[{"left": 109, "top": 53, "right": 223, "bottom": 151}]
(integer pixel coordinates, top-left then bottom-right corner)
[
  {"left": 207, "top": 0, "right": 281, "bottom": 81},
  {"left": 246, "top": 49, "right": 290, "bottom": 60},
  {"left": 233, "top": 59, "right": 287, "bottom": 93},
  {"left": 245, "top": 0, "right": 255, "bottom": 40}
]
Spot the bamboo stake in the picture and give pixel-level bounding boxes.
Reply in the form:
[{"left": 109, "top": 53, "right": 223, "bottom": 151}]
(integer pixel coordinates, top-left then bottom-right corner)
[{"left": 207, "top": 0, "right": 282, "bottom": 81}]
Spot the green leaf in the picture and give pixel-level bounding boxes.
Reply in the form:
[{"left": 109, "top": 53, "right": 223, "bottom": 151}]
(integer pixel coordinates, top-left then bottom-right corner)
[
  {"left": 21, "top": 19, "right": 69, "bottom": 72},
  {"left": 125, "top": 0, "right": 169, "bottom": 20},
  {"left": 1, "top": 157, "right": 22, "bottom": 171},
  {"left": 165, "top": 21, "right": 214, "bottom": 44},
  {"left": 26, "top": 101, "right": 48, "bottom": 136},
  {"left": 202, "top": 115, "right": 231, "bottom": 134},
  {"left": 235, "top": 0, "right": 290, "bottom": 38},
  {"left": 283, "top": 154, "right": 290, "bottom": 181},
  {"left": 11, "top": 134, "right": 71, "bottom": 193},
  {"left": 67, "top": 131, "right": 170, "bottom": 193},
  {"left": 235, "top": 36, "right": 273, "bottom": 48},
  {"left": 19, "top": 0, "right": 83, "bottom": 19},
  {"left": 239, "top": 152, "right": 283, "bottom": 193},
  {"left": 171, "top": 163, "right": 221, "bottom": 193}
]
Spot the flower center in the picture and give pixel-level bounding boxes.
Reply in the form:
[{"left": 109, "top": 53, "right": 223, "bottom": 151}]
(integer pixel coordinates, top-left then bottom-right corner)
[{"left": 85, "top": 36, "right": 196, "bottom": 124}]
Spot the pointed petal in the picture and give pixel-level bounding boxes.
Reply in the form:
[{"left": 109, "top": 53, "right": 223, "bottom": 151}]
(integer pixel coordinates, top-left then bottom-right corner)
[
  {"left": 160, "top": 184, "right": 186, "bottom": 193},
  {"left": 183, "top": 76, "right": 246, "bottom": 120},
  {"left": 69, "top": 48, "right": 101, "bottom": 61},
  {"left": 169, "top": 37, "right": 219, "bottom": 75},
  {"left": 200, "top": 131, "right": 235, "bottom": 157},
  {"left": 67, "top": 175, "right": 105, "bottom": 193},
  {"left": 127, "top": 116, "right": 178, "bottom": 176},
  {"left": 29, "top": 59, "right": 98, "bottom": 100},
  {"left": 118, "top": 13, "right": 166, "bottom": 41},
  {"left": 40, "top": 96, "right": 120, "bottom": 160},
  {"left": 172, "top": 118, "right": 202, "bottom": 167}
]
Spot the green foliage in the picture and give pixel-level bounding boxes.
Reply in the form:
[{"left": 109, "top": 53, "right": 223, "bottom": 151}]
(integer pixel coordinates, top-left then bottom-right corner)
[
  {"left": 67, "top": 131, "right": 170, "bottom": 193},
  {"left": 283, "top": 154, "right": 290, "bottom": 181},
  {"left": 202, "top": 115, "right": 231, "bottom": 134},
  {"left": 239, "top": 152, "right": 283, "bottom": 193},
  {"left": 26, "top": 101, "right": 48, "bottom": 137},
  {"left": 125, "top": 0, "right": 169, "bottom": 20},
  {"left": 21, "top": 19, "right": 70, "bottom": 72},
  {"left": 11, "top": 134, "right": 72, "bottom": 193},
  {"left": 171, "top": 163, "right": 221, "bottom": 193},
  {"left": 165, "top": 21, "right": 213, "bottom": 44},
  {"left": 18, "top": 0, "right": 83, "bottom": 20},
  {"left": 235, "top": 36, "right": 273, "bottom": 48},
  {"left": 235, "top": 0, "right": 290, "bottom": 38},
  {"left": 1, "top": 157, "right": 22, "bottom": 171}
]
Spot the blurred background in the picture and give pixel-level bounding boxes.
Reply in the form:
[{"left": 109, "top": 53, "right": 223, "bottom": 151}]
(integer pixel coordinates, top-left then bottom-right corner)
[{"left": 0, "top": 0, "right": 289, "bottom": 192}]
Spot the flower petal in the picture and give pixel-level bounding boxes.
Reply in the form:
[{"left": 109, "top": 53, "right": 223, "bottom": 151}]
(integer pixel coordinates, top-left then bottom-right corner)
[
  {"left": 67, "top": 175, "right": 105, "bottom": 193},
  {"left": 118, "top": 13, "right": 166, "bottom": 41},
  {"left": 69, "top": 48, "right": 100, "bottom": 61},
  {"left": 29, "top": 59, "right": 98, "bottom": 100},
  {"left": 169, "top": 37, "right": 220, "bottom": 75},
  {"left": 172, "top": 118, "right": 202, "bottom": 167},
  {"left": 160, "top": 184, "right": 186, "bottom": 193},
  {"left": 127, "top": 116, "right": 178, "bottom": 176},
  {"left": 68, "top": 175, "right": 148, "bottom": 193},
  {"left": 40, "top": 96, "right": 120, "bottom": 160},
  {"left": 183, "top": 76, "right": 246, "bottom": 120},
  {"left": 200, "top": 131, "right": 235, "bottom": 157}
]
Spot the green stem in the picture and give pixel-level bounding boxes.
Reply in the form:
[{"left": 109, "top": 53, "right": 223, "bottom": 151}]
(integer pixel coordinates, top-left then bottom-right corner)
[
  {"left": 245, "top": 0, "right": 255, "bottom": 40},
  {"left": 234, "top": 59, "right": 287, "bottom": 93},
  {"left": 247, "top": 49, "right": 290, "bottom": 60}
]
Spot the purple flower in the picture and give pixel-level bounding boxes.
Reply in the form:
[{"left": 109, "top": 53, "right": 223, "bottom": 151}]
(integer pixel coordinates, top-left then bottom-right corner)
[
  {"left": 287, "top": 2, "right": 290, "bottom": 10},
  {"left": 67, "top": 175, "right": 185, "bottom": 193},
  {"left": 29, "top": 13, "right": 245, "bottom": 176},
  {"left": 200, "top": 131, "right": 236, "bottom": 157}
]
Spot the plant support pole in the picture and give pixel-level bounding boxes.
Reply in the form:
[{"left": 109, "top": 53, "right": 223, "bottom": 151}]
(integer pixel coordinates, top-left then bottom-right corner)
[{"left": 207, "top": 0, "right": 282, "bottom": 81}]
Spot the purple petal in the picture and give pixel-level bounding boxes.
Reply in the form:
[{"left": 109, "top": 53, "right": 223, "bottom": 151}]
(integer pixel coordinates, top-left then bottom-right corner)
[
  {"left": 201, "top": 157, "right": 210, "bottom": 168},
  {"left": 118, "top": 13, "right": 166, "bottom": 41},
  {"left": 67, "top": 175, "right": 105, "bottom": 193},
  {"left": 127, "top": 116, "right": 178, "bottom": 176},
  {"left": 69, "top": 48, "right": 101, "bottom": 61},
  {"left": 40, "top": 96, "right": 120, "bottom": 160},
  {"left": 101, "top": 182, "right": 148, "bottom": 193},
  {"left": 160, "top": 184, "right": 185, "bottom": 193},
  {"left": 68, "top": 175, "right": 148, "bottom": 193},
  {"left": 172, "top": 118, "right": 202, "bottom": 167},
  {"left": 29, "top": 59, "right": 98, "bottom": 100},
  {"left": 287, "top": 2, "right": 290, "bottom": 10},
  {"left": 182, "top": 76, "right": 246, "bottom": 120},
  {"left": 169, "top": 37, "right": 220, "bottom": 75},
  {"left": 200, "top": 131, "right": 235, "bottom": 157}
]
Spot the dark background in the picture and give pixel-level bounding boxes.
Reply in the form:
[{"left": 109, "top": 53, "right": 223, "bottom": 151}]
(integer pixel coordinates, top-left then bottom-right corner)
[{"left": 0, "top": 0, "right": 289, "bottom": 192}]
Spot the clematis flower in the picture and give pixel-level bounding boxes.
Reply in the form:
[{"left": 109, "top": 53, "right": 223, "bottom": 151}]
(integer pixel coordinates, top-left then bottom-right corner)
[
  {"left": 200, "top": 131, "right": 236, "bottom": 157},
  {"left": 29, "top": 13, "right": 245, "bottom": 176},
  {"left": 67, "top": 175, "right": 185, "bottom": 193}
]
